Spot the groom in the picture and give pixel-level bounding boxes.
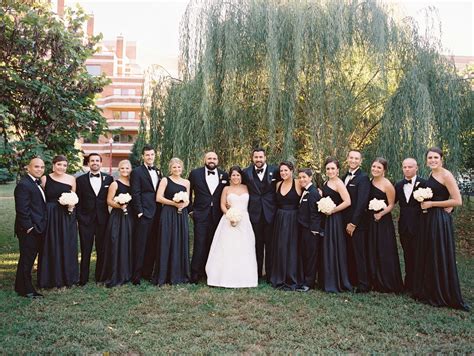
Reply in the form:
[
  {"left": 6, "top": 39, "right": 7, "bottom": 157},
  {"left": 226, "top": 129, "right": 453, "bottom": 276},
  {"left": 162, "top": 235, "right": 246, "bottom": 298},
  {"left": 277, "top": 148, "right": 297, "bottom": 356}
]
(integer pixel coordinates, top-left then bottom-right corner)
[
  {"left": 188, "top": 151, "right": 229, "bottom": 283},
  {"left": 243, "top": 148, "right": 280, "bottom": 281},
  {"left": 76, "top": 153, "right": 113, "bottom": 285}
]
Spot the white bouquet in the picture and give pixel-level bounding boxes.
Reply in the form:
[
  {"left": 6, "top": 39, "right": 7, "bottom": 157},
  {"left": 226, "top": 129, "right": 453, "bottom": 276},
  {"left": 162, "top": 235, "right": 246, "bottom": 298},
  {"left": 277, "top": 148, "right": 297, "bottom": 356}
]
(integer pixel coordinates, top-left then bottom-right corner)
[
  {"left": 413, "top": 187, "right": 433, "bottom": 213},
  {"left": 317, "top": 196, "right": 336, "bottom": 215},
  {"left": 172, "top": 191, "right": 189, "bottom": 214},
  {"left": 58, "top": 191, "right": 79, "bottom": 215},
  {"left": 368, "top": 198, "right": 387, "bottom": 212},
  {"left": 114, "top": 193, "right": 132, "bottom": 215},
  {"left": 226, "top": 207, "right": 243, "bottom": 227}
]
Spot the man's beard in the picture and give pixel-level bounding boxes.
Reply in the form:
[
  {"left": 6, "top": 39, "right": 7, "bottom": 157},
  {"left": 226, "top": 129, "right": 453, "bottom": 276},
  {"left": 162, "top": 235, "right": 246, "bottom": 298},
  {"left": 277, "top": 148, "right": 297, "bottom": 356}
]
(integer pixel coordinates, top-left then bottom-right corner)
[{"left": 205, "top": 163, "right": 217, "bottom": 170}]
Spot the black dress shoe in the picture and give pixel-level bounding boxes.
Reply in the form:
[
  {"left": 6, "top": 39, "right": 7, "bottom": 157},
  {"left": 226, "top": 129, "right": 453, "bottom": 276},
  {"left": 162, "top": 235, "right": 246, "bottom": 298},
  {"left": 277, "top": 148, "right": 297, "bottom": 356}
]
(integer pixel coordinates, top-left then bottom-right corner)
[
  {"left": 132, "top": 279, "right": 141, "bottom": 286},
  {"left": 25, "top": 292, "right": 43, "bottom": 299},
  {"left": 354, "top": 286, "right": 369, "bottom": 293},
  {"left": 77, "top": 281, "right": 87, "bottom": 287}
]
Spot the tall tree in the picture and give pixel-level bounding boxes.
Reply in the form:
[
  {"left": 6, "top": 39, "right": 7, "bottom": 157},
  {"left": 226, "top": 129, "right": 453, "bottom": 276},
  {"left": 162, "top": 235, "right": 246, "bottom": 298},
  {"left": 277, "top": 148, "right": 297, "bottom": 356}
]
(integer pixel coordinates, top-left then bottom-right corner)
[
  {"left": 0, "top": 0, "right": 109, "bottom": 173},
  {"left": 149, "top": 0, "right": 470, "bottom": 179}
]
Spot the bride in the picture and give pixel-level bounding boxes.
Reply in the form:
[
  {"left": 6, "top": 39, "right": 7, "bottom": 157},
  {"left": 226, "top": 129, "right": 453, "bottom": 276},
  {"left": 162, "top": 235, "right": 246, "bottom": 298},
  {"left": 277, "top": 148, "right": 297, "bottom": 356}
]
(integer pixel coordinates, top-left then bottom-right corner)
[{"left": 205, "top": 166, "right": 258, "bottom": 288}]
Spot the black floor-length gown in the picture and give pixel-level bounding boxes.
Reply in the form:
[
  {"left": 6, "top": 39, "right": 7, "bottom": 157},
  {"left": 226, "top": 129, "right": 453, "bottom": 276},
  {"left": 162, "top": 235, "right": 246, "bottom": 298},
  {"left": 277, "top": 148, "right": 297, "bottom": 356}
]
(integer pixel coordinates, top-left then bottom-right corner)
[
  {"left": 321, "top": 183, "right": 352, "bottom": 292},
  {"left": 413, "top": 176, "right": 469, "bottom": 311},
  {"left": 99, "top": 180, "right": 134, "bottom": 287},
  {"left": 153, "top": 178, "right": 190, "bottom": 285},
  {"left": 270, "top": 180, "right": 303, "bottom": 290},
  {"left": 38, "top": 175, "right": 79, "bottom": 288},
  {"left": 367, "top": 184, "right": 403, "bottom": 293}
]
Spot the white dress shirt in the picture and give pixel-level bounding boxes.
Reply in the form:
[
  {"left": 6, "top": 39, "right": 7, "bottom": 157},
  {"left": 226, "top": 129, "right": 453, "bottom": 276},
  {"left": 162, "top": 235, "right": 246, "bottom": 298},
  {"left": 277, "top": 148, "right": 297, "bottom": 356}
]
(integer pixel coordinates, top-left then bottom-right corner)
[
  {"left": 205, "top": 167, "right": 219, "bottom": 195},
  {"left": 148, "top": 167, "right": 159, "bottom": 190},
  {"left": 344, "top": 167, "right": 359, "bottom": 186},
  {"left": 403, "top": 175, "right": 416, "bottom": 203},
  {"left": 89, "top": 172, "right": 101, "bottom": 196},
  {"left": 28, "top": 173, "right": 45, "bottom": 202},
  {"left": 256, "top": 163, "right": 267, "bottom": 182}
]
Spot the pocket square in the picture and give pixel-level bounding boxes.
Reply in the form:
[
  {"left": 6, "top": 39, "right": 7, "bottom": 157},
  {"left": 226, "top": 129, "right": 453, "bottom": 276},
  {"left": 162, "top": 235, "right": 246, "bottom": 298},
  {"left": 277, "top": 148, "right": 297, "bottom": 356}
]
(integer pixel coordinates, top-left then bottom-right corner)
[
  {"left": 271, "top": 178, "right": 276, "bottom": 182},
  {"left": 221, "top": 180, "right": 227, "bottom": 184},
  {"left": 302, "top": 199, "right": 308, "bottom": 202},
  {"left": 104, "top": 185, "right": 109, "bottom": 188},
  {"left": 349, "top": 184, "right": 356, "bottom": 187}
]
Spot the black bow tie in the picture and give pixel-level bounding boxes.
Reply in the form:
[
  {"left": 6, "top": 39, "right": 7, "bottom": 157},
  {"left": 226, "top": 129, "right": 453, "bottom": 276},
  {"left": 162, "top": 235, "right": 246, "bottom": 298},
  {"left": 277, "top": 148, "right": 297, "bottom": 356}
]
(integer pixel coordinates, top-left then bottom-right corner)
[
  {"left": 207, "top": 170, "right": 216, "bottom": 175},
  {"left": 35, "top": 178, "right": 41, "bottom": 185},
  {"left": 147, "top": 166, "right": 155, "bottom": 171},
  {"left": 403, "top": 178, "right": 412, "bottom": 185},
  {"left": 256, "top": 168, "right": 264, "bottom": 174},
  {"left": 347, "top": 172, "right": 354, "bottom": 176},
  {"left": 90, "top": 173, "right": 100, "bottom": 178}
]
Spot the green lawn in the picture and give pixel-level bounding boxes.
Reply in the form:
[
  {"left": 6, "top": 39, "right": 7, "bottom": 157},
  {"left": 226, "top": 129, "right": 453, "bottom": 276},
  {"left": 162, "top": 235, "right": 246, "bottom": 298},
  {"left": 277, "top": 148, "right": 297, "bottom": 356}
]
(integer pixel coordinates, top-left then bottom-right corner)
[{"left": 0, "top": 183, "right": 472, "bottom": 353}]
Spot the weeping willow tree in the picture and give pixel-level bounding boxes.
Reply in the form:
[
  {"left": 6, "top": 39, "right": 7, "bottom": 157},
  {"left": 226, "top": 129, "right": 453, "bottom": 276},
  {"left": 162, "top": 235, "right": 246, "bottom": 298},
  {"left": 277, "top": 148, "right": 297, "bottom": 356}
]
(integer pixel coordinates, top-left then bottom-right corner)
[{"left": 148, "top": 0, "right": 471, "bottom": 178}]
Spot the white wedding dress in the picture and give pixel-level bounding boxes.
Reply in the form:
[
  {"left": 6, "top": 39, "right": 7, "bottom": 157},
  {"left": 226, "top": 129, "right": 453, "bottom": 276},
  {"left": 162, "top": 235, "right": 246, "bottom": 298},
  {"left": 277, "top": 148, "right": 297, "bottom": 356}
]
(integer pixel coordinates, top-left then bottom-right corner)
[{"left": 205, "top": 193, "right": 258, "bottom": 288}]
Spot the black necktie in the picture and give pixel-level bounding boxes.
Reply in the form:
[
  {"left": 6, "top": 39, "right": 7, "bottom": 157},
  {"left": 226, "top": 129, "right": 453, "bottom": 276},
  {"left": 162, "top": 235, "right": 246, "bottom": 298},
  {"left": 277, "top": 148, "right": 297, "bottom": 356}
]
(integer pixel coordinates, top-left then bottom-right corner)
[
  {"left": 207, "top": 170, "right": 215, "bottom": 175},
  {"left": 403, "top": 178, "right": 412, "bottom": 185},
  {"left": 90, "top": 173, "right": 100, "bottom": 178},
  {"left": 35, "top": 178, "right": 41, "bottom": 185},
  {"left": 256, "top": 168, "right": 264, "bottom": 174}
]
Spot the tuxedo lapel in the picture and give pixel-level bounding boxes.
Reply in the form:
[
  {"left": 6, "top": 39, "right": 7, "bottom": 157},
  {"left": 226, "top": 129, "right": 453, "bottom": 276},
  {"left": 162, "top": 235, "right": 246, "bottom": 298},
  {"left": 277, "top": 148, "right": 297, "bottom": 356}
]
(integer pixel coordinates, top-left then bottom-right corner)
[
  {"left": 142, "top": 165, "right": 154, "bottom": 189},
  {"left": 201, "top": 167, "right": 212, "bottom": 196},
  {"left": 248, "top": 166, "right": 261, "bottom": 194},
  {"left": 27, "top": 175, "right": 45, "bottom": 203}
]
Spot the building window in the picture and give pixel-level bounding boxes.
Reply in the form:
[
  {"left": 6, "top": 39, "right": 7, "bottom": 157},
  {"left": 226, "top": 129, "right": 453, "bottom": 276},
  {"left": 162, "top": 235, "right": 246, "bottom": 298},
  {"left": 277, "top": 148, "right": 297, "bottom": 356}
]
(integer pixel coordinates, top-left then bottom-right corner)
[
  {"left": 112, "top": 111, "right": 136, "bottom": 120},
  {"left": 113, "top": 88, "right": 121, "bottom": 95},
  {"left": 86, "top": 65, "right": 101, "bottom": 76}
]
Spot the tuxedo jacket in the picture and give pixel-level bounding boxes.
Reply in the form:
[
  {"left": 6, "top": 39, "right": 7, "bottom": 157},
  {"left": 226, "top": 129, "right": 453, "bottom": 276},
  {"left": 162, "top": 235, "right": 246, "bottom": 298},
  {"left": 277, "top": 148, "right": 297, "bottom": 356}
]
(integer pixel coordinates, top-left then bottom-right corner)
[
  {"left": 14, "top": 175, "right": 47, "bottom": 236},
  {"left": 76, "top": 172, "right": 114, "bottom": 225},
  {"left": 188, "top": 167, "right": 229, "bottom": 222},
  {"left": 342, "top": 169, "right": 370, "bottom": 229},
  {"left": 130, "top": 165, "right": 162, "bottom": 219},
  {"left": 242, "top": 165, "right": 280, "bottom": 224},
  {"left": 298, "top": 184, "right": 324, "bottom": 234},
  {"left": 395, "top": 176, "right": 427, "bottom": 236}
]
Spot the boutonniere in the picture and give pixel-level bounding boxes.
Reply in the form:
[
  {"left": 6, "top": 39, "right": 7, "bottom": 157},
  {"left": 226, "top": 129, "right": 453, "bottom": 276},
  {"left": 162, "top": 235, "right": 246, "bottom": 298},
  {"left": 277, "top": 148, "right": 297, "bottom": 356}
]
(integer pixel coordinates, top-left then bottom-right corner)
[
  {"left": 102, "top": 175, "right": 105, "bottom": 182},
  {"left": 269, "top": 172, "right": 273, "bottom": 176},
  {"left": 219, "top": 174, "right": 223, "bottom": 180},
  {"left": 415, "top": 181, "right": 420, "bottom": 187}
]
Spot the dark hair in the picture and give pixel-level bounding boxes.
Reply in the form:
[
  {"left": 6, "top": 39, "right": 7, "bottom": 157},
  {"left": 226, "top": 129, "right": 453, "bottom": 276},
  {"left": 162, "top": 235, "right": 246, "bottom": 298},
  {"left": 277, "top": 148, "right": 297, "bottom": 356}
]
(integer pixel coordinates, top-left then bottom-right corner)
[
  {"left": 142, "top": 144, "right": 155, "bottom": 154},
  {"left": 426, "top": 146, "right": 443, "bottom": 159},
  {"left": 279, "top": 161, "right": 294, "bottom": 171},
  {"left": 298, "top": 168, "right": 313, "bottom": 177},
  {"left": 324, "top": 157, "right": 340, "bottom": 169},
  {"left": 228, "top": 165, "right": 243, "bottom": 177},
  {"left": 347, "top": 149, "right": 362, "bottom": 158},
  {"left": 252, "top": 147, "right": 265, "bottom": 156},
  {"left": 52, "top": 155, "right": 68, "bottom": 164},
  {"left": 372, "top": 157, "right": 388, "bottom": 171},
  {"left": 87, "top": 153, "right": 102, "bottom": 163}
]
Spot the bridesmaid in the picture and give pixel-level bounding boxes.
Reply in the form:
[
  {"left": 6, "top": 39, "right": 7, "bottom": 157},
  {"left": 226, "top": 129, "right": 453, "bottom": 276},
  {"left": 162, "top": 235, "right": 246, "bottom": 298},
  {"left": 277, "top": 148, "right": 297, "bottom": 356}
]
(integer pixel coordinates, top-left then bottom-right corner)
[
  {"left": 153, "top": 158, "right": 190, "bottom": 285},
  {"left": 413, "top": 147, "right": 469, "bottom": 311},
  {"left": 270, "top": 161, "right": 303, "bottom": 291},
  {"left": 99, "top": 160, "right": 134, "bottom": 287},
  {"left": 38, "top": 155, "right": 79, "bottom": 288},
  {"left": 366, "top": 158, "right": 403, "bottom": 293},
  {"left": 320, "top": 157, "right": 352, "bottom": 292}
]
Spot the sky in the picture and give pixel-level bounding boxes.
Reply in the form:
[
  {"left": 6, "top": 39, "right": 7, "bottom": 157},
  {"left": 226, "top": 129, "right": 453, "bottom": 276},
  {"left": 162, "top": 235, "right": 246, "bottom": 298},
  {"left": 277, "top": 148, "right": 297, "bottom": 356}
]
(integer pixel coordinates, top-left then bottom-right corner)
[{"left": 58, "top": 0, "right": 473, "bottom": 75}]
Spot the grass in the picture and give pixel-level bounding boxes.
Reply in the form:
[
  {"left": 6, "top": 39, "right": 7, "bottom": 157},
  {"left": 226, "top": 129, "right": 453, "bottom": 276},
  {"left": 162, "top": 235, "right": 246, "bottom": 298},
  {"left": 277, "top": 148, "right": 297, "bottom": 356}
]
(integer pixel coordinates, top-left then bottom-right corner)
[{"left": 0, "top": 183, "right": 473, "bottom": 353}]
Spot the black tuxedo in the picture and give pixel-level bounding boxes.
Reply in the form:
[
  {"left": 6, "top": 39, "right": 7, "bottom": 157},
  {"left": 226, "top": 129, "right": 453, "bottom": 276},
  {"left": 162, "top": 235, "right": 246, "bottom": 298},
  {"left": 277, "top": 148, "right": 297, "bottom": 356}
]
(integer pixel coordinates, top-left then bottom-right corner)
[
  {"left": 130, "top": 164, "right": 162, "bottom": 282},
  {"left": 14, "top": 174, "right": 47, "bottom": 296},
  {"left": 188, "top": 167, "right": 229, "bottom": 282},
  {"left": 395, "top": 176, "right": 427, "bottom": 291},
  {"left": 242, "top": 164, "right": 280, "bottom": 279},
  {"left": 298, "top": 184, "right": 324, "bottom": 288},
  {"left": 342, "top": 168, "right": 370, "bottom": 291},
  {"left": 76, "top": 172, "right": 113, "bottom": 284}
]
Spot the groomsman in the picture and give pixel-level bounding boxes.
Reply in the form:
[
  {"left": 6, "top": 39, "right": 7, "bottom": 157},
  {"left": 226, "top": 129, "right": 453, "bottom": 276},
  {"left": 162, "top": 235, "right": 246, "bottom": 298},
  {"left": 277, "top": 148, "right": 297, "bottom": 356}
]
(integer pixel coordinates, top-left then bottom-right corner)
[
  {"left": 394, "top": 158, "right": 426, "bottom": 293},
  {"left": 297, "top": 168, "right": 324, "bottom": 291},
  {"left": 188, "top": 152, "right": 229, "bottom": 283},
  {"left": 130, "top": 144, "right": 161, "bottom": 285},
  {"left": 342, "top": 150, "right": 370, "bottom": 293},
  {"left": 243, "top": 148, "right": 280, "bottom": 281},
  {"left": 76, "top": 153, "right": 113, "bottom": 285},
  {"left": 14, "top": 157, "right": 47, "bottom": 298}
]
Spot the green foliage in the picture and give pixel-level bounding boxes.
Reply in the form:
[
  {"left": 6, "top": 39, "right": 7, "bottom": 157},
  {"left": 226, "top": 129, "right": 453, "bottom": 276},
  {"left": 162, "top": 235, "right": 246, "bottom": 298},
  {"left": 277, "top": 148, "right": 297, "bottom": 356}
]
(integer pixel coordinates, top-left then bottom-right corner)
[
  {"left": 0, "top": 168, "right": 13, "bottom": 184},
  {"left": 0, "top": 0, "right": 109, "bottom": 173},
  {"left": 146, "top": 0, "right": 470, "bottom": 179}
]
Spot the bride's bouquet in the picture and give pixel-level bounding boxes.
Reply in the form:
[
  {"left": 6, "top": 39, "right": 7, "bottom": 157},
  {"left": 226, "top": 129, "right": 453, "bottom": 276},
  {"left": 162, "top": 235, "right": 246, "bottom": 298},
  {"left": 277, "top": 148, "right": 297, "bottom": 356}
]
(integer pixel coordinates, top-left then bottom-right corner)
[
  {"left": 413, "top": 187, "right": 433, "bottom": 213},
  {"left": 317, "top": 196, "right": 336, "bottom": 215},
  {"left": 114, "top": 193, "right": 132, "bottom": 215},
  {"left": 173, "top": 191, "right": 189, "bottom": 214},
  {"left": 226, "top": 207, "right": 242, "bottom": 227},
  {"left": 58, "top": 191, "right": 79, "bottom": 215}
]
